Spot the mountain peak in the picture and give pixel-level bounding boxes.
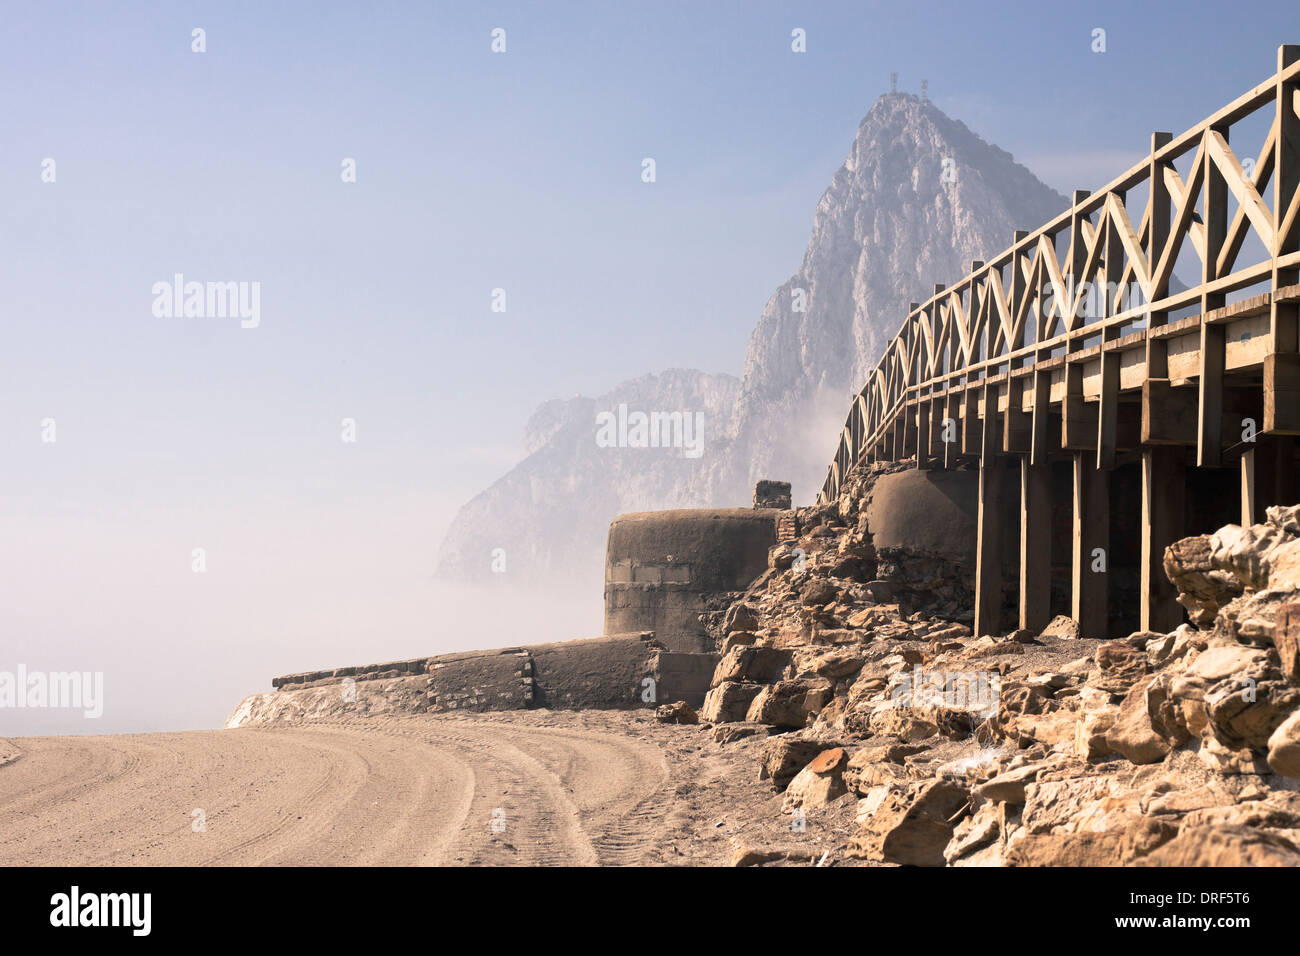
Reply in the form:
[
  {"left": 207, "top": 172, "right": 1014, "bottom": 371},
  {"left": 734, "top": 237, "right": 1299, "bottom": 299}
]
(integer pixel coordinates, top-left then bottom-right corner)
[{"left": 437, "top": 98, "right": 1068, "bottom": 585}]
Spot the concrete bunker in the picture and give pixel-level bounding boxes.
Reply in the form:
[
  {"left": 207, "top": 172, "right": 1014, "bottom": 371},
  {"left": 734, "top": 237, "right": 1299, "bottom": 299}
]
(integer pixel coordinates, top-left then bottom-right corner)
[{"left": 604, "top": 508, "right": 782, "bottom": 653}]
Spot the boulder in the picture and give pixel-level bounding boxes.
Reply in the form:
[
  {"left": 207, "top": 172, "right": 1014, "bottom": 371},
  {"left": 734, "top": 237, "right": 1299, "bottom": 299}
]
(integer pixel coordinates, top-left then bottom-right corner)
[
  {"left": 700, "top": 681, "right": 763, "bottom": 723},
  {"left": 1137, "top": 825, "right": 1300, "bottom": 866},
  {"left": 844, "top": 749, "right": 917, "bottom": 794},
  {"left": 1106, "top": 676, "right": 1173, "bottom": 765},
  {"left": 1006, "top": 819, "right": 1177, "bottom": 866},
  {"left": 849, "top": 780, "right": 971, "bottom": 866},
  {"left": 974, "top": 759, "right": 1060, "bottom": 805},
  {"left": 791, "top": 647, "right": 867, "bottom": 680},
  {"left": 1164, "top": 534, "right": 1245, "bottom": 626},
  {"left": 799, "top": 578, "right": 839, "bottom": 607},
  {"left": 944, "top": 803, "right": 1001, "bottom": 864},
  {"left": 1091, "top": 641, "right": 1149, "bottom": 694},
  {"left": 1039, "top": 615, "right": 1081, "bottom": 641},
  {"left": 1267, "top": 708, "right": 1300, "bottom": 777},
  {"left": 720, "top": 630, "right": 758, "bottom": 654},
  {"left": 782, "top": 747, "right": 849, "bottom": 811},
  {"left": 758, "top": 736, "right": 826, "bottom": 791},
  {"left": 745, "top": 678, "right": 834, "bottom": 728},
  {"left": 655, "top": 701, "right": 698, "bottom": 724},
  {"left": 723, "top": 603, "right": 761, "bottom": 634},
  {"left": 711, "top": 646, "right": 793, "bottom": 687},
  {"left": 1021, "top": 776, "right": 1116, "bottom": 834}
]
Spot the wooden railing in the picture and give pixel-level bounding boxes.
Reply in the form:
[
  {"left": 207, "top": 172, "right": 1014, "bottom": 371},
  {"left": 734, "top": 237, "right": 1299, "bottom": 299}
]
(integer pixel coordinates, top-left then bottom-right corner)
[{"left": 818, "top": 45, "right": 1300, "bottom": 503}]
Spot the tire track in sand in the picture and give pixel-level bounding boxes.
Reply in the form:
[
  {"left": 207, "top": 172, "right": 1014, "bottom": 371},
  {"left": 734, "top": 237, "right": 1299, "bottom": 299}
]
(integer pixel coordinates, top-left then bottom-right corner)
[{"left": 0, "top": 713, "right": 678, "bottom": 866}]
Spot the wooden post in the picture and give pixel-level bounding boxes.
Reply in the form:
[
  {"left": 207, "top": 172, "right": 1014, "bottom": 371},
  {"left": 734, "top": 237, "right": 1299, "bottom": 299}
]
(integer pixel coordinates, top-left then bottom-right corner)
[
  {"left": 1062, "top": 362, "right": 1095, "bottom": 450},
  {"left": 1242, "top": 446, "right": 1259, "bottom": 526},
  {"left": 1198, "top": 124, "right": 1229, "bottom": 467},
  {"left": 1198, "top": 322, "right": 1226, "bottom": 467},
  {"left": 930, "top": 393, "right": 947, "bottom": 463},
  {"left": 943, "top": 389, "right": 960, "bottom": 468},
  {"left": 915, "top": 396, "right": 931, "bottom": 470},
  {"left": 1268, "top": 47, "right": 1300, "bottom": 435},
  {"left": 1030, "top": 369, "right": 1051, "bottom": 466},
  {"left": 1065, "top": 190, "right": 1091, "bottom": 356},
  {"left": 1072, "top": 452, "right": 1110, "bottom": 639},
  {"left": 1009, "top": 231, "right": 1030, "bottom": 359},
  {"left": 1273, "top": 45, "right": 1300, "bottom": 354},
  {"left": 1097, "top": 194, "right": 1124, "bottom": 469},
  {"left": 1098, "top": 348, "right": 1120, "bottom": 468},
  {"left": 975, "top": 385, "right": 1005, "bottom": 638},
  {"left": 962, "top": 386, "right": 981, "bottom": 456},
  {"left": 1141, "top": 446, "right": 1185, "bottom": 632},
  {"left": 1143, "top": 132, "right": 1175, "bottom": 453},
  {"left": 1019, "top": 456, "right": 1052, "bottom": 633}
]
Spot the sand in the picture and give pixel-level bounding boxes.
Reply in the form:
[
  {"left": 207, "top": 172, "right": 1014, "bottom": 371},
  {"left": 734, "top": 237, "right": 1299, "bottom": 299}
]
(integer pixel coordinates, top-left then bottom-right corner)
[{"left": 0, "top": 710, "right": 855, "bottom": 866}]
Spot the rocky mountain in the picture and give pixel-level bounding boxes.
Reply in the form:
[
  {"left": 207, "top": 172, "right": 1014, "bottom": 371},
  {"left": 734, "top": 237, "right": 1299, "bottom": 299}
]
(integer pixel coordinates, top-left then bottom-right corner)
[
  {"left": 435, "top": 369, "right": 738, "bottom": 586},
  {"left": 706, "top": 93, "right": 1067, "bottom": 505},
  {"left": 437, "top": 92, "right": 1067, "bottom": 584}
]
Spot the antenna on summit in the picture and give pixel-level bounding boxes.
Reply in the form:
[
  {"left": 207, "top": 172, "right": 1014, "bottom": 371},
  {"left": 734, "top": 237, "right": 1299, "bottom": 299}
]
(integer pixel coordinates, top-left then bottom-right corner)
[
  {"left": 890, "top": 72, "right": 897, "bottom": 94},
  {"left": 921, "top": 79, "right": 928, "bottom": 102}
]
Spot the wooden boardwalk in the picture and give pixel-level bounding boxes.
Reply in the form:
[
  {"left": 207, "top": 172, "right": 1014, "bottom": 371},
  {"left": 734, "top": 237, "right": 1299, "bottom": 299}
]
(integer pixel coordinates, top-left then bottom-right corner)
[{"left": 818, "top": 45, "right": 1300, "bottom": 640}]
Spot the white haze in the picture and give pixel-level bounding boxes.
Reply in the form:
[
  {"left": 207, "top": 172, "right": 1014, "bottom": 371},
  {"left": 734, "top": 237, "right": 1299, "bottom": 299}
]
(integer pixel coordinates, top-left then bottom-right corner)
[{"left": 0, "top": 496, "right": 602, "bottom": 736}]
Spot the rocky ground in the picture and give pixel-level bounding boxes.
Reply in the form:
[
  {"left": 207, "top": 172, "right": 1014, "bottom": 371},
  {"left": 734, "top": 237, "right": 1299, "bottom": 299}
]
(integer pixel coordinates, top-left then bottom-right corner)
[{"left": 673, "top": 459, "right": 1300, "bottom": 866}]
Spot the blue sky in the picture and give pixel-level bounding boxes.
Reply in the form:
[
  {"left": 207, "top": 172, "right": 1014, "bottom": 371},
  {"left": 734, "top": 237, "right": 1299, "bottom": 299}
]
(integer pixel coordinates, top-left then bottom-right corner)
[{"left": 2, "top": 1, "right": 1297, "bottom": 733}]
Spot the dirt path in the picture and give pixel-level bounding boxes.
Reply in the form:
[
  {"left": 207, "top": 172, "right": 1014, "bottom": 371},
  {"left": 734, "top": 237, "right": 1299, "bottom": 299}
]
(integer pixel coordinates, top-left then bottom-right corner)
[{"left": 0, "top": 710, "right": 814, "bottom": 866}]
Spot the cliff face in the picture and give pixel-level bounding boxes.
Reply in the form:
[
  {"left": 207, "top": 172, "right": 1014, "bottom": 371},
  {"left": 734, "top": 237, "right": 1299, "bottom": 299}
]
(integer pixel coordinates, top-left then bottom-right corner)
[
  {"left": 435, "top": 369, "right": 739, "bottom": 585},
  {"left": 705, "top": 93, "right": 1066, "bottom": 504},
  {"left": 437, "top": 94, "right": 1067, "bottom": 585}
]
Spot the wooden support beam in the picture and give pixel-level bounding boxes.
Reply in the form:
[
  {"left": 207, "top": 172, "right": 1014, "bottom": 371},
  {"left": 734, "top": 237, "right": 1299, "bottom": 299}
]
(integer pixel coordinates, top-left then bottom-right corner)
[
  {"left": 1019, "top": 457, "right": 1052, "bottom": 633},
  {"left": 1141, "top": 446, "right": 1185, "bottom": 632},
  {"left": 903, "top": 401, "right": 918, "bottom": 459},
  {"left": 1004, "top": 379, "right": 1032, "bottom": 454},
  {"left": 1242, "top": 446, "right": 1259, "bottom": 526},
  {"left": 1072, "top": 453, "right": 1110, "bottom": 639},
  {"left": 1067, "top": 190, "right": 1091, "bottom": 346},
  {"left": 1143, "top": 379, "right": 1198, "bottom": 444},
  {"left": 1149, "top": 131, "right": 1174, "bottom": 303},
  {"left": 1265, "top": 352, "right": 1300, "bottom": 434},
  {"left": 1199, "top": 123, "right": 1229, "bottom": 469},
  {"left": 929, "top": 394, "right": 947, "bottom": 462},
  {"left": 975, "top": 396, "right": 1006, "bottom": 638},
  {"left": 1198, "top": 322, "right": 1226, "bottom": 466},
  {"left": 1274, "top": 46, "right": 1300, "bottom": 354},
  {"left": 1009, "top": 230, "right": 1030, "bottom": 359},
  {"left": 1097, "top": 349, "right": 1120, "bottom": 468},
  {"left": 1062, "top": 362, "right": 1097, "bottom": 450},
  {"left": 915, "top": 399, "right": 931, "bottom": 470},
  {"left": 962, "top": 387, "right": 981, "bottom": 456},
  {"left": 943, "top": 389, "right": 960, "bottom": 468},
  {"left": 1030, "top": 370, "right": 1051, "bottom": 466}
]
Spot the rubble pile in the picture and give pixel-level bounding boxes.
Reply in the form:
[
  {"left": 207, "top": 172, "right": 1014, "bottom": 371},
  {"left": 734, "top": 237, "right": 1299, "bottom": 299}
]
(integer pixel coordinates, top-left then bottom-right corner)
[{"left": 701, "top": 460, "right": 1300, "bottom": 866}]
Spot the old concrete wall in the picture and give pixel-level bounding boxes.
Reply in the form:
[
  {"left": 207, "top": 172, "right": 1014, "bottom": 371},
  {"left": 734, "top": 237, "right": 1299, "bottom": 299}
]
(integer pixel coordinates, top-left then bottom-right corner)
[
  {"left": 253, "top": 633, "right": 719, "bottom": 724},
  {"left": 864, "top": 469, "right": 978, "bottom": 563},
  {"left": 604, "top": 508, "right": 780, "bottom": 651},
  {"left": 528, "top": 635, "right": 655, "bottom": 709}
]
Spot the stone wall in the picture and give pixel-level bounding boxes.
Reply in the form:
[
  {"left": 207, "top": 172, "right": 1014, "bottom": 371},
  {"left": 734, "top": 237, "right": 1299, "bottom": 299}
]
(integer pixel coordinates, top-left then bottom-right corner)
[{"left": 232, "top": 633, "right": 718, "bottom": 726}]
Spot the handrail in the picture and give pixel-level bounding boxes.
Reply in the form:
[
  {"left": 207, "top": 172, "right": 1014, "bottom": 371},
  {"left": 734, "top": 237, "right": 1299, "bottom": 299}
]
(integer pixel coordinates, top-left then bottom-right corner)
[{"left": 817, "top": 45, "right": 1300, "bottom": 502}]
